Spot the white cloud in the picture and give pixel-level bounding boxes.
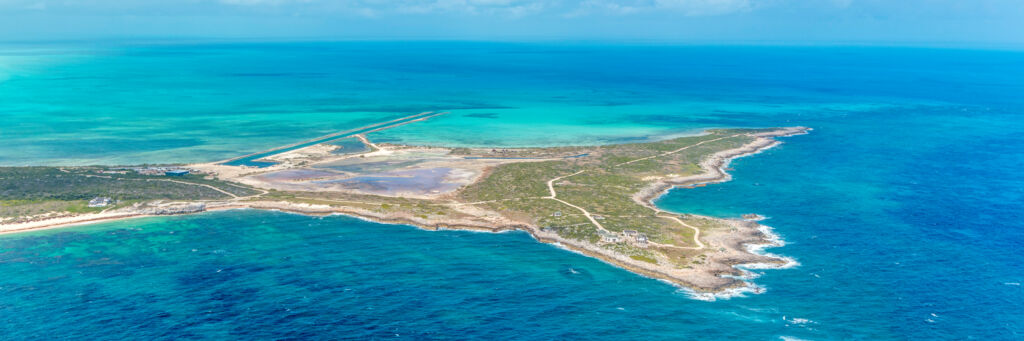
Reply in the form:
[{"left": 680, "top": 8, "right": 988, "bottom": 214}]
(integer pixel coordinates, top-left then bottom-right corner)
[
  {"left": 566, "top": 0, "right": 643, "bottom": 17},
  {"left": 566, "top": 0, "right": 757, "bottom": 17},
  {"left": 0, "top": 0, "right": 750, "bottom": 17},
  {"left": 654, "top": 0, "right": 753, "bottom": 16},
  {"left": 219, "top": 0, "right": 313, "bottom": 6},
  {"left": 394, "top": 0, "right": 545, "bottom": 18}
]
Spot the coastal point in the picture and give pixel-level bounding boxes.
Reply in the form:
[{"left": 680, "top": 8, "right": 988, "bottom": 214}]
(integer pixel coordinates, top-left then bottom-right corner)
[{"left": 0, "top": 113, "right": 808, "bottom": 295}]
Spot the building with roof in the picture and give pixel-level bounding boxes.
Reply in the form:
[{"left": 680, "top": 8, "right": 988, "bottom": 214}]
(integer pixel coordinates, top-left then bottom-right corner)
[
  {"left": 599, "top": 231, "right": 622, "bottom": 243},
  {"left": 635, "top": 233, "right": 648, "bottom": 247},
  {"left": 165, "top": 169, "right": 190, "bottom": 176},
  {"left": 88, "top": 197, "right": 113, "bottom": 208}
]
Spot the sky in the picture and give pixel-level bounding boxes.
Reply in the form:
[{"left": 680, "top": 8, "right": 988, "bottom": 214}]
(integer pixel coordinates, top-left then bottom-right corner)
[{"left": 1, "top": 0, "right": 1023, "bottom": 47}]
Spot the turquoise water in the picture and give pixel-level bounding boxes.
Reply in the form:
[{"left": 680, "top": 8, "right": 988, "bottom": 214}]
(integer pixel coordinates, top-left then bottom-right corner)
[
  {"left": 328, "top": 137, "right": 370, "bottom": 155},
  {"left": 1, "top": 42, "right": 1023, "bottom": 339},
  {"left": 0, "top": 42, "right": 893, "bottom": 165},
  {"left": 223, "top": 112, "right": 430, "bottom": 167}
]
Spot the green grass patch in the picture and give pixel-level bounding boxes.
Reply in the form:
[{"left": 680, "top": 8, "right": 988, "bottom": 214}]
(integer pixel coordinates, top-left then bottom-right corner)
[{"left": 630, "top": 254, "right": 658, "bottom": 264}]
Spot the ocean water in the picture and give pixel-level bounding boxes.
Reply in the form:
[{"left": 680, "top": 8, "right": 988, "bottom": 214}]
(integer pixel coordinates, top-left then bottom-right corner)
[
  {"left": 1, "top": 42, "right": 1023, "bottom": 339},
  {"left": 0, "top": 42, "right": 896, "bottom": 165}
]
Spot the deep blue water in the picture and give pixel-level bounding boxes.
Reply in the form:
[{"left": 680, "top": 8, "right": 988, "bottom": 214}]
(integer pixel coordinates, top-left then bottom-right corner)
[{"left": 1, "top": 42, "right": 1023, "bottom": 339}]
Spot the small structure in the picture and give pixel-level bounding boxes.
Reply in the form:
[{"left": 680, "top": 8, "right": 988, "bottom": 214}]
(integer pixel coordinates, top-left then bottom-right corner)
[
  {"left": 619, "top": 230, "right": 648, "bottom": 247},
  {"left": 134, "top": 167, "right": 171, "bottom": 175},
  {"left": 88, "top": 197, "right": 113, "bottom": 208},
  {"left": 135, "top": 168, "right": 160, "bottom": 175},
  {"left": 635, "top": 233, "right": 648, "bottom": 247},
  {"left": 165, "top": 169, "right": 190, "bottom": 176},
  {"left": 140, "top": 203, "right": 206, "bottom": 215},
  {"left": 599, "top": 231, "right": 621, "bottom": 243},
  {"left": 552, "top": 211, "right": 562, "bottom": 217},
  {"left": 593, "top": 215, "right": 604, "bottom": 220}
]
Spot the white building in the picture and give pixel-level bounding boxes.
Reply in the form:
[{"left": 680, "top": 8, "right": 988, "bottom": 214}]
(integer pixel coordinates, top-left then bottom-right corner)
[
  {"left": 635, "top": 233, "right": 648, "bottom": 247},
  {"left": 88, "top": 197, "right": 113, "bottom": 208},
  {"left": 600, "top": 231, "right": 621, "bottom": 243},
  {"left": 620, "top": 230, "right": 648, "bottom": 247}
]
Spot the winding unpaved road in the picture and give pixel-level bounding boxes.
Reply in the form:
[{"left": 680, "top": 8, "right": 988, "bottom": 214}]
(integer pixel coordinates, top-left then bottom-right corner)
[
  {"left": 541, "top": 134, "right": 751, "bottom": 249},
  {"left": 614, "top": 134, "right": 739, "bottom": 167},
  {"left": 156, "top": 179, "right": 239, "bottom": 198},
  {"left": 84, "top": 173, "right": 248, "bottom": 199},
  {"left": 544, "top": 170, "right": 614, "bottom": 235},
  {"left": 654, "top": 214, "right": 705, "bottom": 249},
  {"left": 544, "top": 170, "right": 704, "bottom": 249}
]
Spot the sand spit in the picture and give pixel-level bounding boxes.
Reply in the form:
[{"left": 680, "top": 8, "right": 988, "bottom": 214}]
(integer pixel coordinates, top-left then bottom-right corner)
[{"left": 0, "top": 202, "right": 206, "bottom": 235}]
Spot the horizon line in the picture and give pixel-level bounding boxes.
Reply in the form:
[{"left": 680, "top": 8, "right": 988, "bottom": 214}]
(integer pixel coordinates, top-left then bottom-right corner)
[{"left": 2, "top": 36, "right": 1023, "bottom": 52}]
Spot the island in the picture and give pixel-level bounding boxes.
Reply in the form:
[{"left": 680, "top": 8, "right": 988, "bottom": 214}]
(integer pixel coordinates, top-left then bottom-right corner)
[{"left": 0, "top": 112, "right": 809, "bottom": 297}]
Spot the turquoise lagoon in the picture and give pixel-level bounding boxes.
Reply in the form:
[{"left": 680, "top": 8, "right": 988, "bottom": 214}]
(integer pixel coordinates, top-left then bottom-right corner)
[{"left": 1, "top": 42, "right": 1022, "bottom": 339}]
